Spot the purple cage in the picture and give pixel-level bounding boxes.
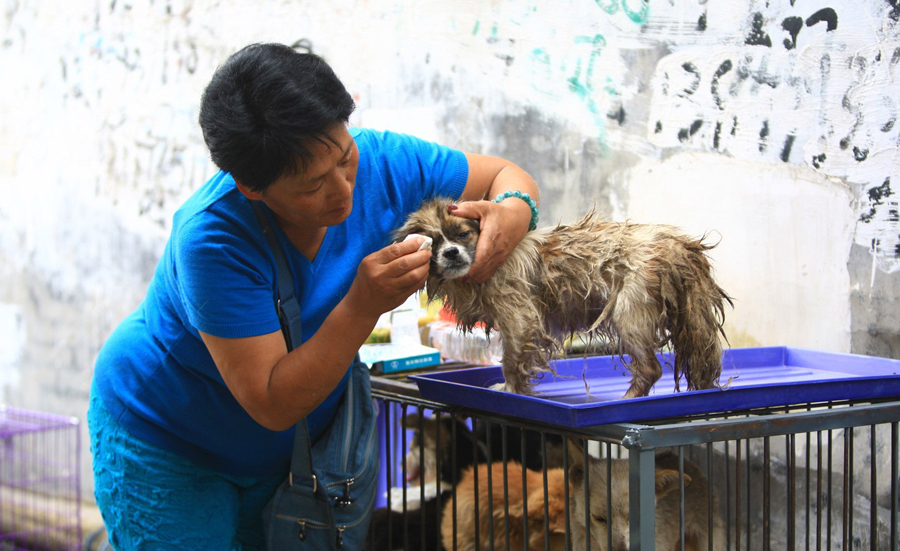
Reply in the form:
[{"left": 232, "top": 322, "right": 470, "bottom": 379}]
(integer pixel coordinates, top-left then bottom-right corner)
[{"left": 1, "top": 405, "right": 82, "bottom": 551}]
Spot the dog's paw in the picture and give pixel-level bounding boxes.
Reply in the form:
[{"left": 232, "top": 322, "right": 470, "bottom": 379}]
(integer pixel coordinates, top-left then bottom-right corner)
[
  {"left": 488, "top": 381, "right": 536, "bottom": 395},
  {"left": 488, "top": 381, "right": 511, "bottom": 393}
]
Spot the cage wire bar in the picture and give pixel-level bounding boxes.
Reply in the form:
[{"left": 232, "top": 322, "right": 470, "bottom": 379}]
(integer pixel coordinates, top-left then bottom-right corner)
[
  {"left": 0, "top": 405, "right": 82, "bottom": 551},
  {"left": 369, "top": 376, "right": 900, "bottom": 551}
]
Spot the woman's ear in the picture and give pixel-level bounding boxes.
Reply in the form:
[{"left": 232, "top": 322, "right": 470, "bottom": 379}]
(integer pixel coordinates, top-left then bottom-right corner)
[{"left": 235, "top": 179, "right": 264, "bottom": 201}]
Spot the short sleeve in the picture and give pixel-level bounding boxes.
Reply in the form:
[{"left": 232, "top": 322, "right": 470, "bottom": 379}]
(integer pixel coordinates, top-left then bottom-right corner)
[{"left": 173, "top": 210, "right": 282, "bottom": 339}]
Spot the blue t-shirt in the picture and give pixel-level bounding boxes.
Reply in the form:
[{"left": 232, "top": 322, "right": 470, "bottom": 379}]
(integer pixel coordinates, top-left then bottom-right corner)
[{"left": 93, "top": 128, "right": 468, "bottom": 477}]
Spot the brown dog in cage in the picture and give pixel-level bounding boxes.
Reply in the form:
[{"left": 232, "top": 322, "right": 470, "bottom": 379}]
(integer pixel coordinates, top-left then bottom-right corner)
[
  {"left": 394, "top": 197, "right": 733, "bottom": 397},
  {"left": 568, "top": 445, "right": 726, "bottom": 551},
  {"left": 441, "top": 461, "right": 569, "bottom": 551}
]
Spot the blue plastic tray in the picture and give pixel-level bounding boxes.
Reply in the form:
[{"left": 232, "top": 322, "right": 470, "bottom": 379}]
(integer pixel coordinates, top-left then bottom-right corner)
[{"left": 409, "top": 347, "right": 900, "bottom": 427}]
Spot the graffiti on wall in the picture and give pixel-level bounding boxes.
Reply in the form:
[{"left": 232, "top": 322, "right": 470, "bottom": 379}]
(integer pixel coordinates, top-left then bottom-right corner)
[
  {"left": 56, "top": 2, "right": 213, "bottom": 226},
  {"left": 641, "top": 2, "right": 899, "bottom": 271}
]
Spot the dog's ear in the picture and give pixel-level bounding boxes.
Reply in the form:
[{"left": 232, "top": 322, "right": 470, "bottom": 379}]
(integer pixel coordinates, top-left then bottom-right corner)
[
  {"left": 391, "top": 219, "right": 426, "bottom": 244},
  {"left": 569, "top": 461, "right": 585, "bottom": 487},
  {"left": 654, "top": 469, "right": 692, "bottom": 497},
  {"left": 566, "top": 437, "right": 586, "bottom": 465}
]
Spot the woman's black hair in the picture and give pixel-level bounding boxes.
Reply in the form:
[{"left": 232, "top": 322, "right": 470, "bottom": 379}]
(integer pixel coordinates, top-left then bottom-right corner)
[{"left": 199, "top": 43, "right": 356, "bottom": 192}]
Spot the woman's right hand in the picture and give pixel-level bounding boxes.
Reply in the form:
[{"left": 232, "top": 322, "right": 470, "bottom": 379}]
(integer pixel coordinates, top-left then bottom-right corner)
[{"left": 346, "top": 237, "right": 431, "bottom": 322}]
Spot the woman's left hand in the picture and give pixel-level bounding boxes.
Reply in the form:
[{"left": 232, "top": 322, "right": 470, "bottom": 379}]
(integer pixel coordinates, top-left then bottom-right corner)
[{"left": 449, "top": 198, "right": 532, "bottom": 283}]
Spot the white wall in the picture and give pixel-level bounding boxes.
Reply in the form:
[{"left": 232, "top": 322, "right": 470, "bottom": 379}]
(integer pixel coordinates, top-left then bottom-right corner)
[{"left": 1, "top": 0, "right": 898, "bottom": 500}]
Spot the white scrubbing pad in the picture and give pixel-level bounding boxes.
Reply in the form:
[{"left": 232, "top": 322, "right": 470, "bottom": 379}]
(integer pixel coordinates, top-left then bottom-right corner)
[{"left": 403, "top": 233, "right": 433, "bottom": 251}]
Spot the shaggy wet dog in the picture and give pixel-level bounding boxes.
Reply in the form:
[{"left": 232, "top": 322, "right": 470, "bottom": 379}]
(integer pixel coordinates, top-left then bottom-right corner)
[{"left": 394, "top": 198, "right": 732, "bottom": 397}]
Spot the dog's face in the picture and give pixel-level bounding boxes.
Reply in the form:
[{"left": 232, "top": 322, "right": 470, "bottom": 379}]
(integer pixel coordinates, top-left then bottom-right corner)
[
  {"left": 394, "top": 199, "right": 480, "bottom": 280},
  {"left": 569, "top": 457, "right": 691, "bottom": 551}
]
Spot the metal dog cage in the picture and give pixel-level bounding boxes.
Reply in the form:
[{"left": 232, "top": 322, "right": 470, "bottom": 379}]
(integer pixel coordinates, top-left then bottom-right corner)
[
  {"left": 0, "top": 405, "right": 82, "bottom": 551},
  {"left": 367, "top": 375, "right": 900, "bottom": 551}
]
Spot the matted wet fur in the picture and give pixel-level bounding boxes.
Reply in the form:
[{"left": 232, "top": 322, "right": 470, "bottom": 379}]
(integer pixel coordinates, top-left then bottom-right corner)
[{"left": 394, "top": 198, "right": 733, "bottom": 397}]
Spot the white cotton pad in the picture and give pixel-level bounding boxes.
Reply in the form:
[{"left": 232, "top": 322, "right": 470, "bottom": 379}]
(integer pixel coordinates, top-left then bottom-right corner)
[{"left": 404, "top": 233, "right": 433, "bottom": 251}]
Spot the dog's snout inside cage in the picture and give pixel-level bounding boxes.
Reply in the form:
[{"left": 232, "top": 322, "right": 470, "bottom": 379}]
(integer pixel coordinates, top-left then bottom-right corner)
[{"left": 364, "top": 379, "right": 900, "bottom": 551}]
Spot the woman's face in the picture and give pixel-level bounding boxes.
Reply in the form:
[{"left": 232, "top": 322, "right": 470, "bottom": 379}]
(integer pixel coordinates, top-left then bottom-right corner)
[{"left": 260, "top": 123, "right": 359, "bottom": 233}]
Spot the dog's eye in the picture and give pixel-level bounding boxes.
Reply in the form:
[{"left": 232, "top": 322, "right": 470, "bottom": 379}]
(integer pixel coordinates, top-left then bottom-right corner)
[
  {"left": 457, "top": 231, "right": 470, "bottom": 239},
  {"left": 592, "top": 514, "right": 607, "bottom": 524}
]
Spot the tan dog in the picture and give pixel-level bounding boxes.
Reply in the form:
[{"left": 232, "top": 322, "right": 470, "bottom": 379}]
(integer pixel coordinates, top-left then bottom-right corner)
[
  {"left": 568, "top": 448, "right": 725, "bottom": 551},
  {"left": 441, "top": 461, "right": 568, "bottom": 551},
  {"left": 394, "top": 198, "right": 732, "bottom": 397}
]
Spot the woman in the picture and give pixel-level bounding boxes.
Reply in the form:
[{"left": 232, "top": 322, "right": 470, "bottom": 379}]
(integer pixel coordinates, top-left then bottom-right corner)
[{"left": 88, "top": 42, "right": 539, "bottom": 549}]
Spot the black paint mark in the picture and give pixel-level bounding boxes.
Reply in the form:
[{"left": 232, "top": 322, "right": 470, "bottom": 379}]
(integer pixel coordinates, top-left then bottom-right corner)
[
  {"left": 812, "top": 153, "right": 826, "bottom": 168},
  {"left": 876, "top": 52, "right": 882, "bottom": 62},
  {"left": 859, "top": 177, "right": 892, "bottom": 223},
  {"left": 714, "top": 121, "right": 722, "bottom": 150},
  {"left": 759, "top": 120, "right": 770, "bottom": 152},
  {"left": 607, "top": 106, "right": 626, "bottom": 125},
  {"left": 677, "top": 120, "right": 704, "bottom": 142},
  {"left": 853, "top": 146, "right": 869, "bottom": 161},
  {"left": 698, "top": 12, "right": 707, "bottom": 31},
  {"left": 894, "top": 240, "right": 900, "bottom": 257},
  {"left": 889, "top": 209, "right": 899, "bottom": 222},
  {"left": 892, "top": 47, "right": 900, "bottom": 65},
  {"left": 805, "top": 8, "right": 838, "bottom": 32},
  {"left": 680, "top": 62, "right": 701, "bottom": 97},
  {"left": 735, "top": 60, "right": 780, "bottom": 90},
  {"left": 746, "top": 13, "right": 772, "bottom": 47},
  {"left": 495, "top": 54, "right": 515, "bottom": 66},
  {"left": 711, "top": 60, "right": 733, "bottom": 110},
  {"left": 780, "top": 134, "right": 796, "bottom": 162},
  {"left": 782, "top": 17, "right": 803, "bottom": 50},
  {"left": 890, "top": 0, "right": 900, "bottom": 22},
  {"left": 882, "top": 114, "right": 896, "bottom": 133},
  {"left": 654, "top": 121, "right": 663, "bottom": 134},
  {"left": 731, "top": 116, "right": 738, "bottom": 136},
  {"left": 839, "top": 137, "right": 850, "bottom": 150}
]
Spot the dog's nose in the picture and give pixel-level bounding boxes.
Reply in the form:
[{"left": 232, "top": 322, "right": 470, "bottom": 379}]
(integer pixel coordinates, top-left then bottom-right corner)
[{"left": 443, "top": 247, "right": 459, "bottom": 259}]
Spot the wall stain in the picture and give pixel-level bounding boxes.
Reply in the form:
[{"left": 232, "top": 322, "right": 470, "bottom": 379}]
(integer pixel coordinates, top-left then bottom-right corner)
[
  {"left": 859, "top": 178, "right": 893, "bottom": 223},
  {"left": 680, "top": 62, "right": 701, "bottom": 97},
  {"left": 607, "top": 106, "right": 626, "bottom": 125},
  {"left": 781, "top": 16, "right": 803, "bottom": 50},
  {"left": 889, "top": 0, "right": 900, "bottom": 21},
  {"left": 677, "top": 119, "right": 703, "bottom": 142},
  {"left": 805, "top": 8, "right": 838, "bottom": 31},
  {"left": 711, "top": 59, "right": 733, "bottom": 109},
  {"left": 745, "top": 12, "right": 773, "bottom": 47},
  {"left": 780, "top": 134, "right": 795, "bottom": 162},
  {"left": 758, "top": 120, "right": 769, "bottom": 152}
]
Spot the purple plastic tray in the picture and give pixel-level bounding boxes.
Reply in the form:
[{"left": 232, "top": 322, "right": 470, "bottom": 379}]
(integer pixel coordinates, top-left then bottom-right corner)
[{"left": 409, "top": 347, "right": 900, "bottom": 427}]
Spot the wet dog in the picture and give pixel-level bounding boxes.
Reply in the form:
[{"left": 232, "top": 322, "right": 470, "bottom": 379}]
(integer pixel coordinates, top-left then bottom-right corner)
[
  {"left": 568, "top": 448, "right": 725, "bottom": 550},
  {"left": 394, "top": 198, "right": 732, "bottom": 397}
]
